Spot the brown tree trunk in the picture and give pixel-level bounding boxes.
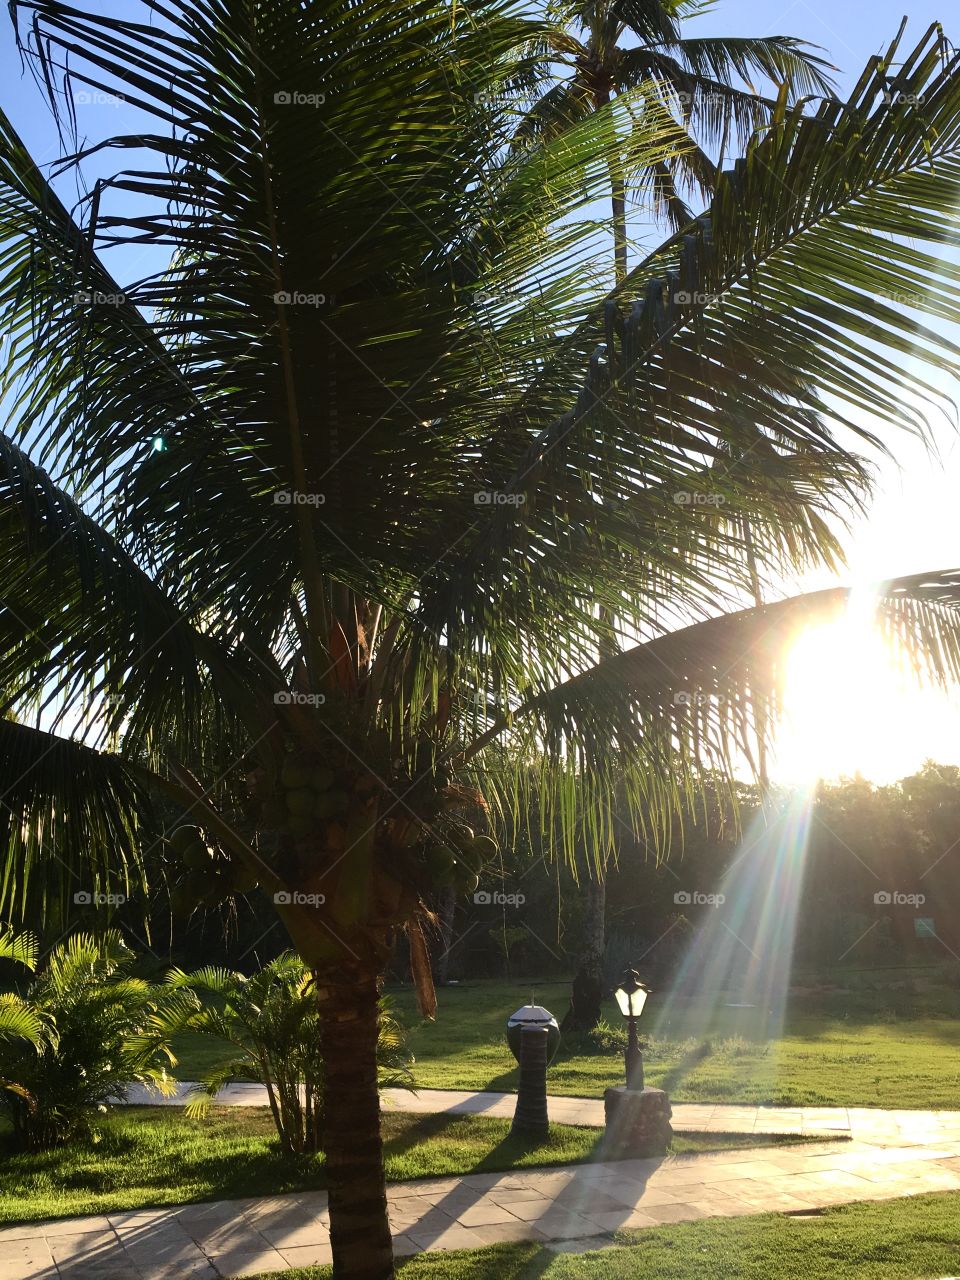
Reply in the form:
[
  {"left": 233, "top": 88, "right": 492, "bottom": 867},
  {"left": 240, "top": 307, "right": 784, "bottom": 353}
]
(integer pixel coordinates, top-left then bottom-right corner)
[
  {"left": 562, "top": 870, "right": 607, "bottom": 1033},
  {"left": 316, "top": 969, "right": 394, "bottom": 1280}
]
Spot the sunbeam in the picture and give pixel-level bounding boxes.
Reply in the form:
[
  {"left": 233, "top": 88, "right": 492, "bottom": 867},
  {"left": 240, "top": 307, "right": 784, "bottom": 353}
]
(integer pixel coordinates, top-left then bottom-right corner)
[{"left": 648, "top": 789, "right": 815, "bottom": 1096}]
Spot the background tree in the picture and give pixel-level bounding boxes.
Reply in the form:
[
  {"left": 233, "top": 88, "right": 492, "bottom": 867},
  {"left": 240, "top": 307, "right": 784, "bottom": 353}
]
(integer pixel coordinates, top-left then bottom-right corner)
[
  {"left": 518, "top": 0, "right": 835, "bottom": 277},
  {"left": 3, "top": 5, "right": 960, "bottom": 1276}
]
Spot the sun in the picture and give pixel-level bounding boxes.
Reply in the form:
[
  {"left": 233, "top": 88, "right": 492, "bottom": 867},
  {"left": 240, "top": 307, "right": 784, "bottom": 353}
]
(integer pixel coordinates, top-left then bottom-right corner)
[{"left": 770, "top": 603, "right": 957, "bottom": 785}]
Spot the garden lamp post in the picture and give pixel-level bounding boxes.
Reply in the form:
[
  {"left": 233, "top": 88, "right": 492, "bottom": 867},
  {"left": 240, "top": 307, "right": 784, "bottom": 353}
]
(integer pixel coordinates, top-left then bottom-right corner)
[{"left": 614, "top": 968, "right": 650, "bottom": 1091}]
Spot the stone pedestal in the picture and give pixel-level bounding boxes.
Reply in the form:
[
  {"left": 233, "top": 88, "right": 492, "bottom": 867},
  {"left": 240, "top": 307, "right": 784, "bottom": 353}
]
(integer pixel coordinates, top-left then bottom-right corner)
[
  {"left": 511, "top": 1026, "right": 549, "bottom": 1139},
  {"left": 603, "top": 1086, "right": 672, "bottom": 1157}
]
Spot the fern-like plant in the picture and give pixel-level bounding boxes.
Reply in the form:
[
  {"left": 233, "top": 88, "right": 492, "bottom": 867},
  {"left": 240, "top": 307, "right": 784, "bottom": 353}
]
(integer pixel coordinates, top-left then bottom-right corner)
[
  {"left": 165, "top": 954, "right": 413, "bottom": 1156},
  {"left": 0, "top": 930, "right": 177, "bottom": 1149}
]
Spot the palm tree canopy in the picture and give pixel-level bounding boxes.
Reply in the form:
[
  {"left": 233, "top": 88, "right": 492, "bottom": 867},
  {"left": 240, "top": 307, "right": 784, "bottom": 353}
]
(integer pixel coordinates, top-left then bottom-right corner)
[{"left": 1, "top": 5, "right": 960, "bottom": 912}]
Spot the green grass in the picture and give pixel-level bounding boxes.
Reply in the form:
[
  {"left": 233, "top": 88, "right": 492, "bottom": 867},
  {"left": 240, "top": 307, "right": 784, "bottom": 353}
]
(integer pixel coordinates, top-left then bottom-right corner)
[
  {"left": 288, "top": 978, "right": 960, "bottom": 1110},
  {"left": 240, "top": 1190, "right": 960, "bottom": 1280},
  {"left": 0, "top": 1106, "right": 809, "bottom": 1225}
]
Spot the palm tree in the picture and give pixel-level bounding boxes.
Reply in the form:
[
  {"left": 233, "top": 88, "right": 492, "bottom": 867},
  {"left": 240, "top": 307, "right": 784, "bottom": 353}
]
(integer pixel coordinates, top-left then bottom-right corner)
[
  {"left": 518, "top": 0, "right": 836, "bottom": 278},
  {"left": 2, "top": 2, "right": 960, "bottom": 1273}
]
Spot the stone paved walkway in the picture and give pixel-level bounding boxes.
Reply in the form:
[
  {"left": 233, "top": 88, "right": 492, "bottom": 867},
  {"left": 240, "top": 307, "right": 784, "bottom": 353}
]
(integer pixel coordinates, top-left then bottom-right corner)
[{"left": 4, "top": 1098, "right": 960, "bottom": 1280}]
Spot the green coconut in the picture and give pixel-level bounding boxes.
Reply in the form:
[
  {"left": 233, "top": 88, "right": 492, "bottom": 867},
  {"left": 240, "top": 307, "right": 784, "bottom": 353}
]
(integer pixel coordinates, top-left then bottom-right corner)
[
  {"left": 454, "top": 868, "right": 480, "bottom": 895},
  {"left": 454, "top": 842, "right": 485, "bottom": 874},
  {"left": 183, "top": 868, "right": 210, "bottom": 901},
  {"left": 286, "top": 787, "right": 315, "bottom": 817},
  {"left": 260, "top": 796, "right": 287, "bottom": 828},
  {"left": 288, "top": 813, "right": 314, "bottom": 838},
  {"left": 470, "top": 834, "right": 499, "bottom": 863},
  {"left": 316, "top": 789, "right": 349, "bottom": 820},
  {"left": 228, "top": 863, "right": 260, "bottom": 894},
  {"left": 424, "top": 843, "right": 457, "bottom": 884},
  {"left": 169, "top": 825, "right": 203, "bottom": 856},
  {"left": 181, "top": 840, "right": 211, "bottom": 871},
  {"left": 280, "top": 756, "right": 313, "bottom": 789},
  {"left": 313, "top": 765, "right": 335, "bottom": 792}
]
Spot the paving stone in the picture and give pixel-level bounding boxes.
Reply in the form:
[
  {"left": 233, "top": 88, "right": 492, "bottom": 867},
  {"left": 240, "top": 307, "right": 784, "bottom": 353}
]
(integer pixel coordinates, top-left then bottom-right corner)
[
  {"left": 587, "top": 1209, "right": 662, "bottom": 1232},
  {"left": 468, "top": 1222, "right": 551, "bottom": 1246},
  {"left": 519, "top": 1209, "right": 606, "bottom": 1239},
  {"left": 407, "top": 1224, "right": 488, "bottom": 1253},
  {"left": 454, "top": 1202, "right": 525, "bottom": 1228},
  {"left": 0, "top": 1262, "right": 58, "bottom": 1280},
  {"left": 199, "top": 1244, "right": 288, "bottom": 1275},
  {"left": 638, "top": 1202, "right": 710, "bottom": 1225},
  {"left": 277, "top": 1242, "right": 334, "bottom": 1267},
  {"left": 392, "top": 1234, "right": 420, "bottom": 1257},
  {"left": 257, "top": 1222, "right": 332, "bottom": 1249},
  {"left": 0, "top": 1246, "right": 54, "bottom": 1267}
]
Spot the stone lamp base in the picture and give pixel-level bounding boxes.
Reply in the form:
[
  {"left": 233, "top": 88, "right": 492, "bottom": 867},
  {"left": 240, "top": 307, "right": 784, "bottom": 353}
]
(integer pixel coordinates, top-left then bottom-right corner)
[{"left": 603, "top": 1086, "right": 672, "bottom": 1157}]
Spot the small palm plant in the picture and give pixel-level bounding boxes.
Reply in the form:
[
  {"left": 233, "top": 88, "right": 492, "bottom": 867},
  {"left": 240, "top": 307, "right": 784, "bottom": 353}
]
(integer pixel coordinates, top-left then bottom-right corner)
[
  {"left": 165, "top": 954, "right": 413, "bottom": 1156},
  {"left": 0, "top": 930, "right": 177, "bottom": 1149}
]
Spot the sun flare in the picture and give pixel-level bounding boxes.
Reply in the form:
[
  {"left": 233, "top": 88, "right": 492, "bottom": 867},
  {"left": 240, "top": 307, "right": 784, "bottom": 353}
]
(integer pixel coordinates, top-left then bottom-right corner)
[{"left": 771, "top": 603, "right": 956, "bottom": 785}]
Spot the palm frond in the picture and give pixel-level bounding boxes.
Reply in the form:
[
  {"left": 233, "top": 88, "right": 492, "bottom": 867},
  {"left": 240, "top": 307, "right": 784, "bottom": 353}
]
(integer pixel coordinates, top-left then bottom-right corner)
[
  {"left": 0, "top": 924, "right": 37, "bottom": 969},
  {"left": 0, "top": 994, "right": 42, "bottom": 1045}
]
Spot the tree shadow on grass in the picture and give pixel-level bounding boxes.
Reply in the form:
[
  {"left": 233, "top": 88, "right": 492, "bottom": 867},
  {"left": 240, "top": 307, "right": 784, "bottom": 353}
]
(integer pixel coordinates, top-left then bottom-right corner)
[
  {"left": 396, "top": 1242, "right": 559, "bottom": 1278},
  {"left": 658, "top": 1039, "right": 716, "bottom": 1094}
]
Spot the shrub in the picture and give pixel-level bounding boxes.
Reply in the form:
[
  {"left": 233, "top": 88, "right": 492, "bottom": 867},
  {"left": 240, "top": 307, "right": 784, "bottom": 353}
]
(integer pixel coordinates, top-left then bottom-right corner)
[
  {"left": 0, "top": 929, "right": 177, "bottom": 1149},
  {"left": 166, "top": 953, "right": 413, "bottom": 1155}
]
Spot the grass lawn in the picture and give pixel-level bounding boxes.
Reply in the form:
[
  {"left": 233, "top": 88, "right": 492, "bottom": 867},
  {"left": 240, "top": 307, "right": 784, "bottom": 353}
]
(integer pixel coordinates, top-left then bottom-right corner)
[
  {"left": 240, "top": 1190, "right": 960, "bottom": 1280},
  {"left": 0, "top": 1106, "right": 809, "bottom": 1225},
  {"left": 281, "top": 977, "right": 960, "bottom": 1110}
]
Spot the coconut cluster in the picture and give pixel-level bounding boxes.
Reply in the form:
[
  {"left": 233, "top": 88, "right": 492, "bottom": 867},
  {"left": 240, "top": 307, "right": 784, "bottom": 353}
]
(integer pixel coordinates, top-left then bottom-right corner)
[
  {"left": 167, "top": 824, "right": 259, "bottom": 915},
  {"left": 249, "top": 752, "right": 354, "bottom": 839},
  {"left": 410, "top": 822, "right": 499, "bottom": 896}
]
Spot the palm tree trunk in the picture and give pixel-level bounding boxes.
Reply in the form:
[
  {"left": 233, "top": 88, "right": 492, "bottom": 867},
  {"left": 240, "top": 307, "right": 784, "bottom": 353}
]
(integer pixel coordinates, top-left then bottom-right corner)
[
  {"left": 594, "top": 86, "right": 628, "bottom": 285},
  {"left": 610, "top": 165, "right": 628, "bottom": 285},
  {"left": 316, "top": 969, "right": 394, "bottom": 1280}
]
